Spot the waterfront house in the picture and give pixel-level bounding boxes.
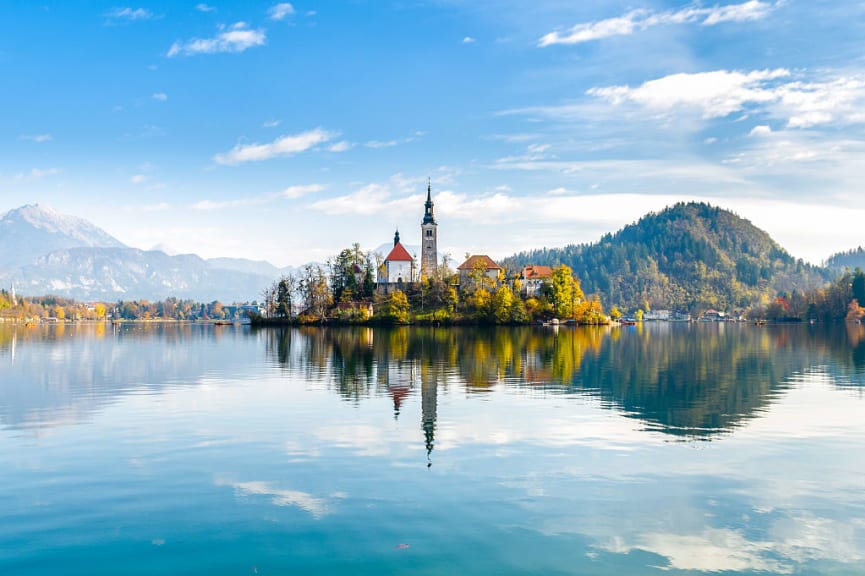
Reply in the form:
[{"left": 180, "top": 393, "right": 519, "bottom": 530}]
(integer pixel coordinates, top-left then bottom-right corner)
[
  {"left": 699, "top": 309, "right": 726, "bottom": 321},
  {"left": 519, "top": 265, "right": 553, "bottom": 297},
  {"left": 457, "top": 255, "right": 502, "bottom": 292}
]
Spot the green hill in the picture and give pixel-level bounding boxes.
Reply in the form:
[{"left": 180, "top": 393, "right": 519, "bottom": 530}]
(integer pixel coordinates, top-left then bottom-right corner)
[
  {"left": 502, "top": 202, "right": 830, "bottom": 312},
  {"left": 826, "top": 247, "right": 865, "bottom": 272}
]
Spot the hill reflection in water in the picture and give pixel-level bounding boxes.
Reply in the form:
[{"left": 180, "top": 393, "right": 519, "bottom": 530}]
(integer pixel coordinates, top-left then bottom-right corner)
[
  {"left": 263, "top": 322, "right": 865, "bottom": 440},
  {"left": 1, "top": 322, "right": 863, "bottom": 439}
]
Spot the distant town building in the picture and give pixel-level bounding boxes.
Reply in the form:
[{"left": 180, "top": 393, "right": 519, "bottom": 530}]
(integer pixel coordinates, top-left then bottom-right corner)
[
  {"left": 644, "top": 310, "right": 691, "bottom": 321},
  {"left": 519, "top": 265, "right": 553, "bottom": 297},
  {"left": 457, "top": 254, "right": 502, "bottom": 291},
  {"left": 699, "top": 309, "right": 726, "bottom": 322},
  {"left": 644, "top": 309, "right": 672, "bottom": 321}
]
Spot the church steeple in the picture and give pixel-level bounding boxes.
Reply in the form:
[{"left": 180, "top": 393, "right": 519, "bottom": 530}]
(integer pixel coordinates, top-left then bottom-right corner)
[
  {"left": 420, "top": 180, "right": 438, "bottom": 278},
  {"left": 422, "top": 179, "right": 436, "bottom": 225},
  {"left": 394, "top": 229, "right": 400, "bottom": 246}
]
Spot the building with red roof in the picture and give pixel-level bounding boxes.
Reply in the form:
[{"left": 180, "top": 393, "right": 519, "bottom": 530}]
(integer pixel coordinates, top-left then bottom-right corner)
[
  {"left": 520, "top": 265, "right": 553, "bottom": 297},
  {"left": 378, "top": 230, "right": 416, "bottom": 292},
  {"left": 457, "top": 254, "right": 502, "bottom": 291}
]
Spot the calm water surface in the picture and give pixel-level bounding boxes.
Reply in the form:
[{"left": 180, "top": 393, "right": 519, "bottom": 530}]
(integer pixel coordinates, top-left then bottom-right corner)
[{"left": 1, "top": 322, "right": 864, "bottom": 575}]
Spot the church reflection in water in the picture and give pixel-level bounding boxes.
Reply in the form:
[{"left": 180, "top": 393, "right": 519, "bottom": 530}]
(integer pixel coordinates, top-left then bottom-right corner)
[
  {"left": 2, "top": 322, "right": 864, "bottom": 445},
  {"left": 263, "top": 322, "right": 865, "bottom": 450}
]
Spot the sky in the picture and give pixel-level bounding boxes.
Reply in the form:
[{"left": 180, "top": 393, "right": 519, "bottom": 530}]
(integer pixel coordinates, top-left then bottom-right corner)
[{"left": 2, "top": 0, "right": 864, "bottom": 267}]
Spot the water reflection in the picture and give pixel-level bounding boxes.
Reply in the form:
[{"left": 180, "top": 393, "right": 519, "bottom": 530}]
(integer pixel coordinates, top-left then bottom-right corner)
[
  {"left": 262, "top": 323, "right": 865, "bottom": 440},
  {"left": 2, "top": 322, "right": 865, "bottom": 575},
  {"left": 0, "top": 323, "right": 259, "bottom": 431},
  {"left": 2, "top": 322, "right": 864, "bottom": 439}
]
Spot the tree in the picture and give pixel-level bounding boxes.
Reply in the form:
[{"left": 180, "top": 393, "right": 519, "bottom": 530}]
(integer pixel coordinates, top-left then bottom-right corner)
[
  {"left": 511, "top": 298, "right": 529, "bottom": 323},
  {"left": 94, "top": 303, "right": 107, "bottom": 320},
  {"left": 301, "top": 265, "right": 332, "bottom": 320},
  {"left": 550, "top": 264, "right": 584, "bottom": 318},
  {"left": 381, "top": 290, "right": 410, "bottom": 323},
  {"left": 853, "top": 268, "right": 865, "bottom": 306},
  {"left": 276, "top": 277, "right": 292, "bottom": 318},
  {"left": 492, "top": 285, "right": 514, "bottom": 324}
]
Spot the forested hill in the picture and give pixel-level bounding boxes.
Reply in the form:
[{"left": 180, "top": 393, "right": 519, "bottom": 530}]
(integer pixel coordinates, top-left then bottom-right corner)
[
  {"left": 826, "top": 247, "right": 865, "bottom": 272},
  {"left": 501, "top": 202, "right": 829, "bottom": 312}
]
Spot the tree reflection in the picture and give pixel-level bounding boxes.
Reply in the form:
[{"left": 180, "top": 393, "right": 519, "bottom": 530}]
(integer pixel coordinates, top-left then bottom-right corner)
[
  {"left": 2, "top": 323, "right": 863, "bottom": 439},
  {"left": 262, "top": 323, "right": 865, "bottom": 440}
]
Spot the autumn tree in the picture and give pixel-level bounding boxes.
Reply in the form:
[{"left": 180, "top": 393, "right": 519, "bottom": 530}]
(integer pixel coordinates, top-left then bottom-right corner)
[{"left": 550, "top": 264, "right": 585, "bottom": 318}]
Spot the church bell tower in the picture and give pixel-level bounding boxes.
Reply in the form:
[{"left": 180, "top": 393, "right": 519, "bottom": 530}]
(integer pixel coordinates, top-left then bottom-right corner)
[{"left": 420, "top": 180, "right": 437, "bottom": 278}]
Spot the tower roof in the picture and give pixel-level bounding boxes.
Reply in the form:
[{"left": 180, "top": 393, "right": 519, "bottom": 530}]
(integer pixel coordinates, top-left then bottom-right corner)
[{"left": 422, "top": 179, "right": 436, "bottom": 225}]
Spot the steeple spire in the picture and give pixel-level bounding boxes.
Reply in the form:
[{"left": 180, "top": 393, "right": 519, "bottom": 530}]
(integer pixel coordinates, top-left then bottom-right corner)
[
  {"left": 422, "top": 179, "right": 436, "bottom": 225},
  {"left": 394, "top": 228, "right": 400, "bottom": 246}
]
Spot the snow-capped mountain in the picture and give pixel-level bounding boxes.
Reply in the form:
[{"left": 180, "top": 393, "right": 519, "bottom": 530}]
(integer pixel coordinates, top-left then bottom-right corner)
[
  {"left": 0, "top": 204, "right": 288, "bottom": 302},
  {"left": 0, "top": 204, "right": 126, "bottom": 269}
]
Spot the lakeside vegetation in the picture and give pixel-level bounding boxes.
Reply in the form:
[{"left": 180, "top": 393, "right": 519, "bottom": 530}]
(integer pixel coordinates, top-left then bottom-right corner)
[
  {"left": 254, "top": 246, "right": 607, "bottom": 326},
  {"left": 0, "top": 291, "right": 249, "bottom": 323}
]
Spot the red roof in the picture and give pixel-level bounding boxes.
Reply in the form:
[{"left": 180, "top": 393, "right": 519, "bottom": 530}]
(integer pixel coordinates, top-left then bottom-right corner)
[
  {"left": 457, "top": 254, "right": 502, "bottom": 271},
  {"left": 385, "top": 242, "right": 414, "bottom": 262},
  {"left": 523, "top": 265, "right": 553, "bottom": 279}
]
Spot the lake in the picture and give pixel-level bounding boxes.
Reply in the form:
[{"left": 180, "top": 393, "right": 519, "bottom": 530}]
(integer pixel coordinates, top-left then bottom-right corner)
[{"left": 1, "top": 322, "right": 864, "bottom": 575}]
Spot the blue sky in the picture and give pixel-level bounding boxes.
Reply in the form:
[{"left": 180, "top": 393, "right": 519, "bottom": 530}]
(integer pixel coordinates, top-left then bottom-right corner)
[{"left": 2, "top": 0, "right": 865, "bottom": 266}]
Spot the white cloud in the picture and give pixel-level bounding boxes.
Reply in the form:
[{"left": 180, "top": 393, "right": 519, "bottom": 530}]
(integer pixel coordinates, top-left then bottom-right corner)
[
  {"left": 130, "top": 174, "right": 147, "bottom": 184},
  {"left": 702, "top": 0, "right": 776, "bottom": 25},
  {"left": 106, "top": 7, "right": 155, "bottom": 22},
  {"left": 152, "top": 92, "right": 168, "bottom": 102},
  {"left": 195, "top": 3, "right": 216, "bottom": 12},
  {"left": 167, "top": 22, "right": 265, "bottom": 57},
  {"left": 588, "top": 69, "right": 865, "bottom": 128},
  {"left": 749, "top": 125, "right": 772, "bottom": 136},
  {"left": 20, "top": 133, "right": 53, "bottom": 143},
  {"left": 589, "top": 69, "right": 790, "bottom": 119},
  {"left": 262, "top": 119, "right": 281, "bottom": 128},
  {"left": 268, "top": 3, "right": 295, "bottom": 21},
  {"left": 217, "top": 479, "right": 330, "bottom": 519},
  {"left": 598, "top": 528, "right": 787, "bottom": 573},
  {"left": 281, "top": 184, "right": 325, "bottom": 199},
  {"left": 463, "top": 36, "right": 476, "bottom": 44},
  {"left": 365, "top": 132, "right": 423, "bottom": 149},
  {"left": 328, "top": 140, "right": 353, "bottom": 152},
  {"left": 365, "top": 139, "right": 399, "bottom": 149},
  {"left": 213, "top": 127, "right": 335, "bottom": 164},
  {"left": 539, "top": 1, "right": 778, "bottom": 46},
  {"left": 310, "top": 183, "right": 399, "bottom": 216}
]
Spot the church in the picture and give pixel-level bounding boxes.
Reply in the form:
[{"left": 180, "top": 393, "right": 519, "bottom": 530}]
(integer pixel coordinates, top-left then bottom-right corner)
[{"left": 377, "top": 182, "right": 438, "bottom": 292}]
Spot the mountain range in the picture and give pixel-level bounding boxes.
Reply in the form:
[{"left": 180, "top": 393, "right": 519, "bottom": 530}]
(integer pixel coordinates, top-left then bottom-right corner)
[
  {"left": 0, "top": 202, "right": 856, "bottom": 308},
  {"left": 0, "top": 204, "right": 293, "bottom": 302}
]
